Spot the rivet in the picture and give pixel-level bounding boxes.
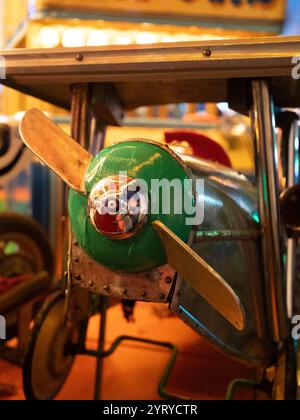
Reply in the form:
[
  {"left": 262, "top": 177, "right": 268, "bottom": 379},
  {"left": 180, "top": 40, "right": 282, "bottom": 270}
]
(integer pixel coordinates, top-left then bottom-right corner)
[
  {"left": 76, "top": 54, "right": 83, "bottom": 62},
  {"left": 203, "top": 48, "right": 212, "bottom": 57}
]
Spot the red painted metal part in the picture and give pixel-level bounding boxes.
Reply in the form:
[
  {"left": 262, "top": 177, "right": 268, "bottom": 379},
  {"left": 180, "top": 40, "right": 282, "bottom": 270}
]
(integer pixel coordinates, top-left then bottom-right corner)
[
  {"left": 164, "top": 131, "right": 232, "bottom": 168},
  {"left": 0, "top": 273, "right": 33, "bottom": 294}
]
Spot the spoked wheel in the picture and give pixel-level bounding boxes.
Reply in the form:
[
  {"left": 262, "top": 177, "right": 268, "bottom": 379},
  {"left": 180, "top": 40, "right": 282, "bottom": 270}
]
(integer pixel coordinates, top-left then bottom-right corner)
[
  {"left": 0, "top": 212, "right": 54, "bottom": 339},
  {"left": 23, "top": 292, "right": 81, "bottom": 400}
]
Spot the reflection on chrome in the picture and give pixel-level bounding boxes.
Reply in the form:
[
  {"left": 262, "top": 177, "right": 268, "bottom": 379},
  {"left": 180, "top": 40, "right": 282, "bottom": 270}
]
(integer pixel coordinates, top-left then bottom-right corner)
[{"left": 87, "top": 175, "right": 148, "bottom": 240}]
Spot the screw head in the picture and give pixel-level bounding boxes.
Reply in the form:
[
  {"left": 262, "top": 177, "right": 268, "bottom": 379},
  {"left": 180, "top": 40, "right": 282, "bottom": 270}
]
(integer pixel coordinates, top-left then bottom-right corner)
[
  {"left": 74, "top": 257, "right": 79, "bottom": 263},
  {"left": 88, "top": 280, "right": 94, "bottom": 288},
  {"left": 76, "top": 54, "right": 83, "bottom": 62},
  {"left": 103, "top": 284, "right": 110, "bottom": 292},
  {"left": 165, "top": 277, "right": 172, "bottom": 284},
  {"left": 74, "top": 274, "right": 81, "bottom": 281},
  {"left": 203, "top": 48, "right": 212, "bottom": 57}
]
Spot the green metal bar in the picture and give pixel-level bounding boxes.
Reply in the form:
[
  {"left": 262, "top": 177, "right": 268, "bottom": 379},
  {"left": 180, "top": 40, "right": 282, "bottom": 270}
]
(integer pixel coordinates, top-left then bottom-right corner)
[
  {"left": 81, "top": 334, "right": 192, "bottom": 400},
  {"left": 158, "top": 344, "right": 191, "bottom": 400},
  {"left": 226, "top": 379, "right": 258, "bottom": 401}
]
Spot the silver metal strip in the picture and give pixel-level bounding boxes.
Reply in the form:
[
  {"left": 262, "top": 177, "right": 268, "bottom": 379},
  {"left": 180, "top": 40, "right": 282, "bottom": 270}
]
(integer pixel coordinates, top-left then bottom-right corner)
[
  {"left": 286, "top": 120, "right": 300, "bottom": 319},
  {"left": 251, "top": 80, "right": 288, "bottom": 342},
  {"left": 195, "top": 229, "right": 262, "bottom": 242}
]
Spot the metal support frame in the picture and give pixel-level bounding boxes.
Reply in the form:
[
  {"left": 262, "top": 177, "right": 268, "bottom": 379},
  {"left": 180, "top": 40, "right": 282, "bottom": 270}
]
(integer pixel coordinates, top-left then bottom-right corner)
[
  {"left": 0, "top": 271, "right": 50, "bottom": 365},
  {"left": 66, "top": 83, "right": 182, "bottom": 401},
  {"left": 0, "top": 303, "right": 33, "bottom": 366},
  {"left": 77, "top": 295, "right": 189, "bottom": 401},
  {"left": 225, "top": 378, "right": 273, "bottom": 401},
  {"left": 64, "top": 84, "right": 92, "bottom": 326},
  {"left": 251, "top": 80, "right": 288, "bottom": 342}
]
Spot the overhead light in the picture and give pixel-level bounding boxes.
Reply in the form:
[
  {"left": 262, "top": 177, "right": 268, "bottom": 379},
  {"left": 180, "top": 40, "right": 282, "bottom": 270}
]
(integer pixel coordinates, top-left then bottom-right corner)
[
  {"left": 86, "top": 30, "right": 110, "bottom": 46},
  {"left": 136, "top": 32, "right": 158, "bottom": 45},
  {"left": 62, "top": 29, "right": 85, "bottom": 47},
  {"left": 39, "top": 27, "right": 60, "bottom": 48},
  {"left": 161, "top": 35, "right": 175, "bottom": 43},
  {"left": 113, "top": 34, "right": 132, "bottom": 45}
]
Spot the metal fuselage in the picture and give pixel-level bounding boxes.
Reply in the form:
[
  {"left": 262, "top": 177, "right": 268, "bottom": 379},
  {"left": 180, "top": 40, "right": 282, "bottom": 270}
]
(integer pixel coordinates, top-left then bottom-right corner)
[{"left": 69, "top": 140, "right": 273, "bottom": 367}]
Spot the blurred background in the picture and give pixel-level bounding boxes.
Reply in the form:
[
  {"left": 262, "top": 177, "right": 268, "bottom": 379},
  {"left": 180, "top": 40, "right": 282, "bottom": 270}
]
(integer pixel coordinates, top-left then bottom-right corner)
[
  {"left": 0, "top": 0, "right": 299, "bottom": 226},
  {"left": 0, "top": 0, "right": 300, "bottom": 400}
]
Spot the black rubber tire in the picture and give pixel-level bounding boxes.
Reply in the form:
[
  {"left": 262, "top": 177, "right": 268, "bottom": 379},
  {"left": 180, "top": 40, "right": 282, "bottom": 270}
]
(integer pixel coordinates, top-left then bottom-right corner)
[
  {"left": 0, "top": 212, "right": 54, "bottom": 339},
  {"left": 0, "top": 212, "right": 54, "bottom": 276},
  {"left": 23, "top": 291, "right": 76, "bottom": 401}
]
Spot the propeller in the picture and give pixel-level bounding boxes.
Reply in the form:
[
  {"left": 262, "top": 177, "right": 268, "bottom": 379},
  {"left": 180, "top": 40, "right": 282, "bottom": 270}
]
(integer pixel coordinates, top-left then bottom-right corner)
[
  {"left": 19, "top": 108, "right": 92, "bottom": 194},
  {"left": 20, "top": 108, "right": 245, "bottom": 332},
  {"left": 153, "top": 221, "right": 245, "bottom": 331}
]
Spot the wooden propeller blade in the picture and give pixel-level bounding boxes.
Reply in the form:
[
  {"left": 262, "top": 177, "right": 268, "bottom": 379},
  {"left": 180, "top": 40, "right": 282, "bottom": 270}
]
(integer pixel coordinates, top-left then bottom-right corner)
[
  {"left": 153, "top": 221, "right": 245, "bottom": 331},
  {"left": 19, "top": 108, "right": 92, "bottom": 194}
]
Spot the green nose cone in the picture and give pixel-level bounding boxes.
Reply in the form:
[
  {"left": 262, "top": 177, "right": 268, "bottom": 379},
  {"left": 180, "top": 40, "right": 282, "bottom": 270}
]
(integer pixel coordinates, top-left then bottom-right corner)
[{"left": 68, "top": 140, "right": 193, "bottom": 272}]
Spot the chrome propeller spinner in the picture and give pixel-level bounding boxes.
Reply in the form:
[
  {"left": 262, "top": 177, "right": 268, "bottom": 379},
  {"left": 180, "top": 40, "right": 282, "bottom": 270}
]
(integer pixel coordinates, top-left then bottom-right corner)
[{"left": 87, "top": 175, "right": 148, "bottom": 240}]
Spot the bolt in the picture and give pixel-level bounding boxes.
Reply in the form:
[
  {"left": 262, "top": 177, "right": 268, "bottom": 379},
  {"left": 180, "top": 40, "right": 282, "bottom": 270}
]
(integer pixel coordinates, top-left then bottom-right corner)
[
  {"left": 76, "top": 54, "right": 83, "bottom": 62},
  {"left": 74, "top": 257, "right": 79, "bottom": 263},
  {"left": 103, "top": 284, "right": 110, "bottom": 292},
  {"left": 203, "top": 48, "right": 212, "bottom": 57},
  {"left": 88, "top": 280, "right": 94, "bottom": 288},
  {"left": 74, "top": 274, "right": 81, "bottom": 281},
  {"left": 165, "top": 277, "right": 172, "bottom": 284}
]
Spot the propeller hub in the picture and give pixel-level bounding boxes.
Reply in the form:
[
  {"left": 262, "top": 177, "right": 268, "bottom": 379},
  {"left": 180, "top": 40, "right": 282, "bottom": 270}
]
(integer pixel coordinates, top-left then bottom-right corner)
[{"left": 87, "top": 175, "right": 148, "bottom": 240}]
